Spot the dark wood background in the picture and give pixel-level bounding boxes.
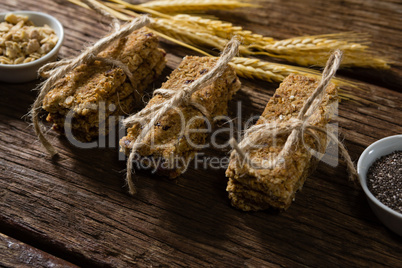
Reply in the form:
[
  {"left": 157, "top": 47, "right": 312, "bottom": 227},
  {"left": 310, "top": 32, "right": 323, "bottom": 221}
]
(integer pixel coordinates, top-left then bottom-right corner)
[{"left": 1, "top": 0, "right": 401, "bottom": 267}]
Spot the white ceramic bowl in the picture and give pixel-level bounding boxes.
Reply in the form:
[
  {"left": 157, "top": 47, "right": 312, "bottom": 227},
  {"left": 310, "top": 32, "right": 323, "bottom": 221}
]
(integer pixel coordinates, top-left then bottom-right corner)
[
  {"left": 357, "top": 135, "right": 402, "bottom": 236},
  {"left": 0, "top": 11, "right": 64, "bottom": 83}
]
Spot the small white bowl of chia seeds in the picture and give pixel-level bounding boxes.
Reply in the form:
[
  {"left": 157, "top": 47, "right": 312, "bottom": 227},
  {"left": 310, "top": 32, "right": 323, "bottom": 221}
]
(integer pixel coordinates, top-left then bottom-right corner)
[{"left": 357, "top": 134, "right": 402, "bottom": 236}]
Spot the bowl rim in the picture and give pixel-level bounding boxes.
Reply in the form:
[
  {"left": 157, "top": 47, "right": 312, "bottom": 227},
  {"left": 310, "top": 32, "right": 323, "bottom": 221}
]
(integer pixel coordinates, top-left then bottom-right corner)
[
  {"left": 357, "top": 134, "right": 402, "bottom": 219},
  {"left": 0, "top": 10, "right": 64, "bottom": 69}
]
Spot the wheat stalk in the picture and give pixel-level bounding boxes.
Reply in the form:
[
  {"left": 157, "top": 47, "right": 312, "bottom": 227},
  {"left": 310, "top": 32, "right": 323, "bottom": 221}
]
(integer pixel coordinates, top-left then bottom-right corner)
[
  {"left": 68, "top": 0, "right": 366, "bottom": 101},
  {"left": 69, "top": 0, "right": 130, "bottom": 20},
  {"left": 230, "top": 57, "right": 360, "bottom": 102},
  {"left": 156, "top": 16, "right": 389, "bottom": 69},
  {"left": 108, "top": 0, "right": 269, "bottom": 47},
  {"left": 171, "top": 14, "right": 272, "bottom": 46},
  {"left": 154, "top": 18, "right": 229, "bottom": 49},
  {"left": 140, "top": 0, "right": 256, "bottom": 13},
  {"left": 230, "top": 57, "right": 354, "bottom": 86},
  {"left": 105, "top": 4, "right": 253, "bottom": 54},
  {"left": 103, "top": 0, "right": 390, "bottom": 69},
  {"left": 107, "top": 0, "right": 265, "bottom": 48},
  {"left": 230, "top": 57, "right": 298, "bottom": 83},
  {"left": 250, "top": 33, "right": 389, "bottom": 68},
  {"left": 106, "top": 4, "right": 234, "bottom": 52},
  {"left": 152, "top": 17, "right": 260, "bottom": 55},
  {"left": 259, "top": 33, "right": 371, "bottom": 50}
]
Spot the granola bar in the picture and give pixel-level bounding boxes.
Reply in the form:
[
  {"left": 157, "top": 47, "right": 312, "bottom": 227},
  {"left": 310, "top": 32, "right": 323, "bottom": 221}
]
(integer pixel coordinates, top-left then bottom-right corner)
[
  {"left": 226, "top": 74, "right": 338, "bottom": 211},
  {"left": 42, "top": 28, "right": 166, "bottom": 141},
  {"left": 120, "top": 56, "right": 241, "bottom": 178}
]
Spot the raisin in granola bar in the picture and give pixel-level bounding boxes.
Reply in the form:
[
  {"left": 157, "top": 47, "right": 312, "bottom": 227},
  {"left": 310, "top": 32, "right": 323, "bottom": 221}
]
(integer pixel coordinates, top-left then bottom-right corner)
[
  {"left": 226, "top": 74, "right": 338, "bottom": 211},
  {"left": 42, "top": 28, "right": 166, "bottom": 141},
  {"left": 120, "top": 56, "right": 241, "bottom": 178}
]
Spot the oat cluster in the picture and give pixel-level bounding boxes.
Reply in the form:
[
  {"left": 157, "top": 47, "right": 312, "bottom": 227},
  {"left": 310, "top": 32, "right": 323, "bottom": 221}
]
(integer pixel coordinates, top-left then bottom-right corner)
[{"left": 0, "top": 13, "right": 58, "bottom": 65}]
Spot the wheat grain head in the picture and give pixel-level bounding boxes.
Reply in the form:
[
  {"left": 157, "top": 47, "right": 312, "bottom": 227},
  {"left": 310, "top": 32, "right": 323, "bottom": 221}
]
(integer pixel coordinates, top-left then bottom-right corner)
[
  {"left": 140, "top": 0, "right": 256, "bottom": 13},
  {"left": 250, "top": 33, "right": 389, "bottom": 68}
]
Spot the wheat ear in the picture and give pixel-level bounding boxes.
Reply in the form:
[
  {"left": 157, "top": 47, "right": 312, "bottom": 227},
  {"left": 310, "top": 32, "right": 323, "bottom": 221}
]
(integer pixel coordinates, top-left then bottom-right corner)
[
  {"left": 230, "top": 57, "right": 358, "bottom": 89},
  {"left": 250, "top": 33, "right": 389, "bottom": 68},
  {"left": 104, "top": 0, "right": 390, "bottom": 69},
  {"left": 140, "top": 0, "right": 256, "bottom": 13},
  {"left": 69, "top": 0, "right": 363, "bottom": 100},
  {"left": 171, "top": 14, "right": 272, "bottom": 46}
]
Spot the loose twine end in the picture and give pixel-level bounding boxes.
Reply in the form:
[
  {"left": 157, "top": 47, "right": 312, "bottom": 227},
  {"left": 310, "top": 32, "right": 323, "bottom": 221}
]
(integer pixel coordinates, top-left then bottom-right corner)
[
  {"left": 229, "top": 49, "right": 358, "bottom": 182},
  {"left": 124, "top": 38, "right": 240, "bottom": 195}
]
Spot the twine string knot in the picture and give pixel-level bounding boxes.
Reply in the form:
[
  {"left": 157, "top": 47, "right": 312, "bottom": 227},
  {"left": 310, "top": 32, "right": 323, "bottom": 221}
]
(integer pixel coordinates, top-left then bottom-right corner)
[
  {"left": 229, "top": 49, "right": 358, "bottom": 182},
  {"left": 30, "top": 15, "right": 151, "bottom": 157},
  {"left": 122, "top": 38, "right": 240, "bottom": 195}
]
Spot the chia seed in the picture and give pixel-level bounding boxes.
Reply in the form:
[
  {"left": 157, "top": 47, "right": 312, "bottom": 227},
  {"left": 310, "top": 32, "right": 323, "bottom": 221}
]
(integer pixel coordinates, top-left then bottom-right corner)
[{"left": 367, "top": 151, "right": 402, "bottom": 214}]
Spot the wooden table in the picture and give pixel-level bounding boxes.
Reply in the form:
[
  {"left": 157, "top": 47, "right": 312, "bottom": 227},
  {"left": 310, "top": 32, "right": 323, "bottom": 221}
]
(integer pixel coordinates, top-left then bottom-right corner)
[{"left": 1, "top": 0, "right": 401, "bottom": 267}]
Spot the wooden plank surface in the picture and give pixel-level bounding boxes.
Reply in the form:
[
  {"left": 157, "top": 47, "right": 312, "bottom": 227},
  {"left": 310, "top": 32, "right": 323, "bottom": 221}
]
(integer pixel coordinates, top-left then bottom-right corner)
[
  {"left": 1, "top": 0, "right": 402, "bottom": 267},
  {"left": 0, "top": 233, "right": 78, "bottom": 268}
]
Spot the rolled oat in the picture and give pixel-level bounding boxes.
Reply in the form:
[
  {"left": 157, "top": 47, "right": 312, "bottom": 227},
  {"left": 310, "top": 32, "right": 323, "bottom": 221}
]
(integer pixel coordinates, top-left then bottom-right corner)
[{"left": 0, "top": 13, "right": 58, "bottom": 64}]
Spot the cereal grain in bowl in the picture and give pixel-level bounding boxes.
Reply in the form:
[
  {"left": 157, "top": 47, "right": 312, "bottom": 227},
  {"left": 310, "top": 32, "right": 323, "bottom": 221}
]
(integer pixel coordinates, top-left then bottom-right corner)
[
  {"left": 0, "top": 13, "right": 58, "bottom": 64},
  {"left": 357, "top": 135, "right": 402, "bottom": 236},
  {"left": 367, "top": 151, "right": 402, "bottom": 214},
  {"left": 0, "top": 11, "right": 64, "bottom": 83}
]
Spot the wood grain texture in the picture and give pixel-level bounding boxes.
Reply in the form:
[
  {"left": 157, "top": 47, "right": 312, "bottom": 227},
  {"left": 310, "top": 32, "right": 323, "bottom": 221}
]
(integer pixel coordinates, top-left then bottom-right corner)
[
  {"left": 0, "top": 233, "right": 78, "bottom": 268},
  {"left": 1, "top": 0, "right": 402, "bottom": 267}
]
